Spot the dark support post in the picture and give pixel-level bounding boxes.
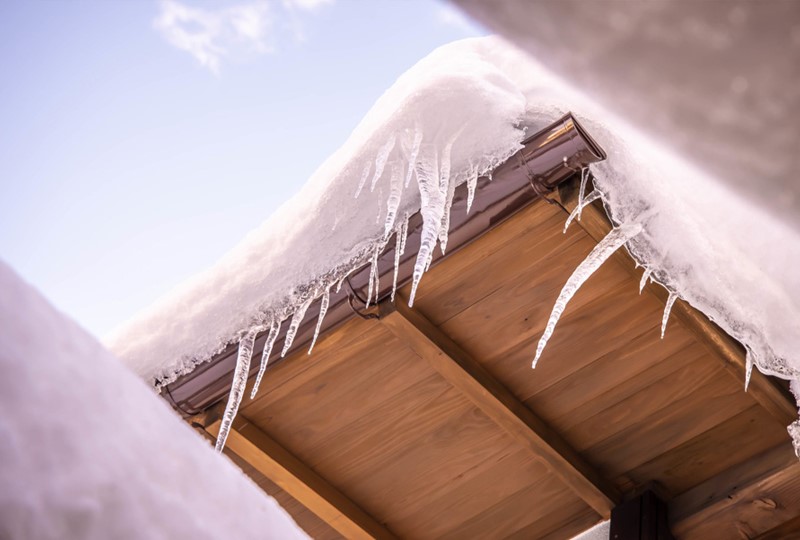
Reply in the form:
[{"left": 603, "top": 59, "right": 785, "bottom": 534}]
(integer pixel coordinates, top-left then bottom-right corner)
[{"left": 610, "top": 491, "right": 674, "bottom": 540}]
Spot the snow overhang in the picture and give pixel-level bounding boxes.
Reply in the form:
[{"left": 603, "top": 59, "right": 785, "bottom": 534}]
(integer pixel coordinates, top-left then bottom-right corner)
[{"left": 164, "top": 113, "right": 606, "bottom": 416}]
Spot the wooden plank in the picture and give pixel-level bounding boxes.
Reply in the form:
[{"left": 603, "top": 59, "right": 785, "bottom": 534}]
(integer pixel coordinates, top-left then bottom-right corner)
[
  {"left": 525, "top": 330, "right": 696, "bottom": 427},
  {"left": 393, "top": 446, "right": 548, "bottom": 537},
  {"left": 561, "top": 356, "right": 724, "bottom": 452},
  {"left": 205, "top": 419, "right": 396, "bottom": 540},
  {"left": 581, "top": 369, "right": 751, "bottom": 479},
  {"left": 755, "top": 514, "right": 800, "bottom": 539},
  {"left": 412, "top": 201, "right": 586, "bottom": 326},
  {"left": 671, "top": 443, "right": 800, "bottom": 538},
  {"left": 554, "top": 180, "right": 797, "bottom": 427},
  {"left": 542, "top": 342, "right": 707, "bottom": 439},
  {"left": 621, "top": 406, "right": 789, "bottom": 497},
  {"left": 379, "top": 298, "right": 619, "bottom": 517},
  {"left": 224, "top": 449, "right": 345, "bottom": 540},
  {"left": 437, "top": 473, "right": 586, "bottom": 540}
]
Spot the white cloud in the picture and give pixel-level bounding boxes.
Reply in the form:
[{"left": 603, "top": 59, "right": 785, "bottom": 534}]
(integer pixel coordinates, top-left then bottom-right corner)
[
  {"left": 283, "top": 0, "right": 332, "bottom": 11},
  {"left": 154, "top": 0, "right": 272, "bottom": 74}
]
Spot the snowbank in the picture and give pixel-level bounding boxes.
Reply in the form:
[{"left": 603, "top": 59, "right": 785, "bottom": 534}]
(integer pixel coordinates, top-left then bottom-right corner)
[
  {"left": 0, "top": 261, "right": 308, "bottom": 539},
  {"left": 107, "top": 37, "right": 800, "bottom": 422}
]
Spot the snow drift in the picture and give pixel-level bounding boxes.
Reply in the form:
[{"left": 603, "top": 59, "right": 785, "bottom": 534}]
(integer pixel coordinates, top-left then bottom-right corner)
[
  {"left": 107, "top": 37, "right": 800, "bottom": 449},
  {"left": 0, "top": 261, "right": 307, "bottom": 539}
]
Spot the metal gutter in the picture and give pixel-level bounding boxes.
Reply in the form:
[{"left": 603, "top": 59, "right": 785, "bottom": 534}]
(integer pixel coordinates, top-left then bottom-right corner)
[{"left": 164, "top": 113, "right": 607, "bottom": 417}]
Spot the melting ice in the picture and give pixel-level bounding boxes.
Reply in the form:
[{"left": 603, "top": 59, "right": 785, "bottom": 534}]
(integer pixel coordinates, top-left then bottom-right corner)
[{"left": 533, "top": 221, "right": 643, "bottom": 368}]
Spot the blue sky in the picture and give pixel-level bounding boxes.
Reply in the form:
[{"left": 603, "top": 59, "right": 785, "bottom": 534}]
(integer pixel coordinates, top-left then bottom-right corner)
[{"left": 0, "top": 0, "right": 484, "bottom": 339}]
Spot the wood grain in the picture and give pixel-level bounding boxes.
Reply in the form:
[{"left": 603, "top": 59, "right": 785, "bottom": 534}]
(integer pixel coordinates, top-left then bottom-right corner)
[
  {"left": 554, "top": 181, "right": 796, "bottom": 427},
  {"left": 379, "top": 297, "right": 619, "bottom": 516},
  {"left": 206, "top": 420, "right": 396, "bottom": 540}
]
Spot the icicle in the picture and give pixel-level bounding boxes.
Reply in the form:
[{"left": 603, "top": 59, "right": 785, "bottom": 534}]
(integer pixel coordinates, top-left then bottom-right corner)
[
  {"left": 436, "top": 129, "right": 463, "bottom": 254},
  {"left": 438, "top": 134, "right": 455, "bottom": 192},
  {"left": 639, "top": 267, "right": 653, "bottom": 294},
  {"left": 281, "top": 298, "right": 312, "bottom": 357},
  {"left": 398, "top": 212, "right": 409, "bottom": 255},
  {"left": 354, "top": 161, "right": 372, "bottom": 198},
  {"left": 250, "top": 318, "right": 281, "bottom": 399},
  {"left": 392, "top": 233, "right": 402, "bottom": 302},
  {"left": 216, "top": 326, "right": 260, "bottom": 452},
  {"left": 366, "top": 244, "right": 380, "bottom": 308},
  {"left": 409, "top": 145, "right": 444, "bottom": 307},
  {"left": 375, "top": 187, "right": 383, "bottom": 225},
  {"left": 404, "top": 129, "right": 423, "bottom": 189},
  {"left": 788, "top": 420, "right": 800, "bottom": 459},
  {"left": 744, "top": 348, "right": 754, "bottom": 392},
  {"left": 577, "top": 167, "right": 589, "bottom": 208},
  {"left": 373, "top": 245, "right": 381, "bottom": 304},
  {"left": 466, "top": 171, "right": 478, "bottom": 214},
  {"left": 661, "top": 292, "right": 678, "bottom": 339},
  {"left": 370, "top": 135, "right": 396, "bottom": 193},
  {"left": 533, "top": 222, "right": 643, "bottom": 368},
  {"left": 383, "top": 160, "right": 404, "bottom": 238},
  {"left": 439, "top": 175, "right": 457, "bottom": 255},
  {"left": 392, "top": 214, "right": 409, "bottom": 302},
  {"left": 308, "top": 288, "right": 330, "bottom": 355},
  {"left": 563, "top": 189, "right": 602, "bottom": 233}
]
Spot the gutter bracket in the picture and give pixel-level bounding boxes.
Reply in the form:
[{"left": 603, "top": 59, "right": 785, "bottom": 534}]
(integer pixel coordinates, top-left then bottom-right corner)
[{"left": 344, "top": 276, "right": 381, "bottom": 320}]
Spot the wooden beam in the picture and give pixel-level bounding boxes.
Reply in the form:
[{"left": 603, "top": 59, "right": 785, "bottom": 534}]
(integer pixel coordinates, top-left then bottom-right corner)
[
  {"left": 378, "top": 298, "right": 620, "bottom": 517},
  {"left": 670, "top": 443, "right": 800, "bottom": 538},
  {"left": 610, "top": 490, "right": 674, "bottom": 540},
  {"left": 554, "top": 180, "right": 797, "bottom": 427},
  {"left": 205, "top": 419, "right": 396, "bottom": 540}
]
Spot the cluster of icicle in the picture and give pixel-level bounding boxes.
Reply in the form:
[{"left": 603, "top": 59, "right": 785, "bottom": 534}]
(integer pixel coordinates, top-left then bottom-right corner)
[
  {"left": 530, "top": 168, "right": 750, "bottom": 376},
  {"left": 533, "top": 168, "right": 800, "bottom": 459},
  {"left": 215, "top": 126, "right": 502, "bottom": 452}
]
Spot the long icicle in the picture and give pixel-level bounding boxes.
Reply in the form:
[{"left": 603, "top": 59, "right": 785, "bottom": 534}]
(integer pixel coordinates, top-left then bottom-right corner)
[
  {"left": 563, "top": 189, "right": 602, "bottom": 233},
  {"left": 436, "top": 128, "right": 464, "bottom": 254},
  {"left": 392, "top": 214, "right": 409, "bottom": 302},
  {"left": 744, "top": 347, "right": 754, "bottom": 392},
  {"left": 533, "top": 222, "right": 643, "bottom": 368},
  {"left": 577, "top": 167, "right": 589, "bottom": 209},
  {"left": 250, "top": 318, "right": 281, "bottom": 399},
  {"left": 308, "top": 288, "right": 330, "bottom": 355},
  {"left": 281, "top": 298, "right": 312, "bottom": 357},
  {"left": 409, "top": 145, "right": 442, "bottom": 307},
  {"left": 661, "top": 292, "right": 678, "bottom": 339},
  {"left": 372, "top": 245, "right": 381, "bottom": 304},
  {"left": 639, "top": 267, "right": 653, "bottom": 294},
  {"left": 354, "top": 161, "right": 372, "bottom": 198},
  {"left": 466, "top": 171, "right": 478, "bottom": 214},
  {"left": 216, "top": 326, "right": 260, "bottom": 452},
  {"left": 398, "top": 211, "right": 409, "bottom": 255},
  {"left": 370, "top": 135, "right": 396, "bottom": 192},
  {"left": 404, "top": 129, "right": 423, "bottom": 189},
  {"left": 383, "top": 160, "right": 405, "bottom": 238},
  {"left": 366, "top": 244, "right": 380, "bottom": 308}
]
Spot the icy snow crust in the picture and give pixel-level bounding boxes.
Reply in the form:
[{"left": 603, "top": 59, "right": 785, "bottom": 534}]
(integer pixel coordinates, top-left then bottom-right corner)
[
  {"left": 108, "top": 38, "right": 800, "bottom": 427},
  {"left": 107, "top": 37, "right": 527, "bottom": 388},
  {"left": 0, "top": 262, "right": 308, "bottom": 540}
]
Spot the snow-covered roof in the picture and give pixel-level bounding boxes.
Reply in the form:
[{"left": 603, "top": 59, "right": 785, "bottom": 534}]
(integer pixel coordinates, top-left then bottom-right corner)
[
  {"left": 0, "top": 261, "right": 307, "bottom": 539},
  {"left": 107, "top": 37, "right": 800, "bottom": 433}
]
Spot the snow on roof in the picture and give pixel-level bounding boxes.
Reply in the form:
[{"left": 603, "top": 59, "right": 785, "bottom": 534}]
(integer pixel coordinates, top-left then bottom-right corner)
[
  {"left": 107, "top": 37, "right": 533, "bottom": 387},
  {"left": 0, "top": 261, "right": 308, "bottom": 539},
  {"left": 107, "top": 37, "right": 800, "bottom": 440}
]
